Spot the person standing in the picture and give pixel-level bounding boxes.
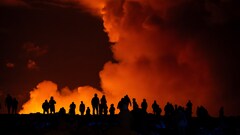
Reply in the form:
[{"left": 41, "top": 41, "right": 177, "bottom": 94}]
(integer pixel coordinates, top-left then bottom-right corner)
[
  {"left": 109, "top": 104, "right": 115, "bottom": 116},
  {"left": 91, "top": 93, "right": 99, "bottom": 115},
  {"left": 132, "top": 98, "right": 139, "bottom": 111},
  {"left": 49, "top": 96, "right": 56, "bottom": 114},
  {"left": 5, "top": 94, "right": 12, "bottom": 114},
  {"left": 100, "top": 95, "right": 108, "bottom": 115},
  {"left": 42, "top": 100, "right": 50, "bottom": 114},
  {"left": 86, "top": 107, "right": 91, "bottom": 116},
  {"left": 12, "top": 97, "right": 18, "bottom": 114},
  {"left": 69, "top": 102, "right": 76, "bottom": 115},
  {"left": 141, "top": 99, "right": 148, "bottom": 113},
  {"left": 79, "top": 101, "right": 85, "bottom": 115}
]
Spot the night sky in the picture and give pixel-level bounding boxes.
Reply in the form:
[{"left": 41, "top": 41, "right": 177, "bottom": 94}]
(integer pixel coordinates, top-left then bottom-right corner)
[
  {"left": 0, "top": 0, "right": 240, "bottom": 116},
  {"left": 0, "top": 1, "right": 112, "bottom": 108}
]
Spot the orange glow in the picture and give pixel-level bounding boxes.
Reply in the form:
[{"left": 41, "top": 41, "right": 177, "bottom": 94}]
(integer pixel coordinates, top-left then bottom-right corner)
[
  {"left": 20, "top": 81, "right": 104, "bottom": 114},
  {"left": 20, "top": 0, "right": 226, "bottom": 116}
]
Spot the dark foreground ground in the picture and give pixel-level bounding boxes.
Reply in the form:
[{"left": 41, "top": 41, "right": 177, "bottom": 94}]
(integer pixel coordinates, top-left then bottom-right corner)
[{"left": 0, "top": 113, "right": 239, "bottom": 135}]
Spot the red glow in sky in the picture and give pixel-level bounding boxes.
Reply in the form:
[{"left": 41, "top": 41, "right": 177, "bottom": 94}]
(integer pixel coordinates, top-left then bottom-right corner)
[{"left": 0, "top": 0, "right": 240, "bottom": 116}]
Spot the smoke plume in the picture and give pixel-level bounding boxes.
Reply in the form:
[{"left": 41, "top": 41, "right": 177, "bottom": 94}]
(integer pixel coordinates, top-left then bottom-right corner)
[
  {"left": 20, "top": 81, "right": 104, "bottom": 114},
  {"left": 20, "top": 0, "right": 240, "bottom": 116}
]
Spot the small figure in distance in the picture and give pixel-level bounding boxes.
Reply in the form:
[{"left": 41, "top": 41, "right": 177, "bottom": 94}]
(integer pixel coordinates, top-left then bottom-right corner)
[
  {"left": 152, "top": 100, "right": 158, "bottom": 115},
  {"left": 186, "top": 100, "right": 192, "bottom": 110},
  {"left": 42, "top": 100, "right": 50, "bottom": 114},
  {"left": 86, "top": 107, "right": 91, "bottom": 116},
  {"left": 69, "top": 102, "right": 76, "bottom": 115},
  {"left": 79, "top": 101, "right": 85, "bottom": 116},
  {"left": 124, "top": 95, "right": 131, "bottom": 107},
  {"left": 196, "top": 105, "right": 209, "bottom": 119},
  {"left": 117, "top": 98, "right": 125, "bottom": 113},
  {"left": 100, "top": 95, "right": 108, "bottom": 115},
  {"left": 164, "top": 102, "right": 174, "bottom": 117},
  {"left": 109, "top": 104, "right": 115, "bottom": 116},
  {"left": 59, "top": 107, "right": 66, "bottom": 115},
  {"left": 12, "top": 97, "right": 18, "bottom": 114},
  {"left": 91, "top": 93, "right": 99, "bottom": 115},
  {"left": 132, "top": 98, "right": 139, "bottom": 111},
  {"left": 141, "top": 98, "right": 148, "bottom": 113},
  {"left": 186, "top": 100, "right": 193, "bottom": 120},
  {"left": 5, "top": 94, "right": 12, "bottom": 114},
  {"left": 49, "top": 96, "right": 56, "bottom": 114},
  {"left": 219, "top": 106, "right": 224, "bottom": 118}
]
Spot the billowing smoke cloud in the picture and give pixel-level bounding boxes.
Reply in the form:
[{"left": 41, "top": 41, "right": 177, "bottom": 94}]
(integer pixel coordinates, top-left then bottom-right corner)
[
  {"left": 99, "top": 0, "right": 240, "bottom": 116},
  {"left": 99, "top": 0, "right": 218, "bottom": 115},
  {"left": 20, "top": 0, "right": 240, "bottom": 116},
  {"left": 19, "top": 81, "right": 105, "bottom": 114}
]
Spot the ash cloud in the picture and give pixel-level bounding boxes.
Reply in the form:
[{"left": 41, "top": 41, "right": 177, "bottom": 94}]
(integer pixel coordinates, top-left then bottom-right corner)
[
  {"left": 19, "top": 80, "right": 107, "bottom": 114},
  {"left": 17, "top": 0, "right": 240, "bottom": 116},
  {"left": 98, "top": 0, "right": 240, "bottom": 116}
]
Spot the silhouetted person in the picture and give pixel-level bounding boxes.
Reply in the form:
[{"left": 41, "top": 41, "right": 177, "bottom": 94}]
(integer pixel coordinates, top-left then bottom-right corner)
[
  {"left": 42, "top": 100, "right": 49, "bottom": 114},
  {"left": 186, "top": 100, "right": 193, "bottom": 120},
  {"left": 219, "top": 106, "right": 224, "bottom": 118},
  {"left": 117, "top": 98, "right": 125, "bottom": 113},
  {"left": 86, "top": 107, "right": 91, "bottom": 116},
  {"left": 152, "top": 100, "right": 158, "bottom": 115},
  {"left": 141, "top": 98, "right": 148, "bottom": 113},
  {"left": 196, "top": 105, "right": 209, "bottom": 119},
  {"left": 104, "top": 105, "right": 108, "bottom": 116},
  {"left": 100, "top": 95, "right": 108, "bottom": 115},
  {"left": 156, "top": 105, "right": 162, "bottom": 117},
  {"left": 164, "top": 102, "right": 174, "bottom": 117},
  {"left": 124, "top": 95, "right": 131, "bottom": 108},
  {"left": 5, "top": 94, "right": 12, "bottom": 114},
  {"left": 12, "top": 97, "right": 18, "bottom": 114},
  {"left": 91, "top": 93, "right": 99, "bottom": 115},
  {"left": 109, "top": 104, "right": 115, "bottom": 116},
  {"left": 79, "top": 101, "right": 85, "bottom": 115},
  {"left": 132, "top": 98, "right": 139, "bottom": 111},
  {"left": 69, "top": 102, "right": 76, "bottom": 115},
  {"left": 58, "top": 107, "right": 66, "bottom": 116},
  {"left": 131, "top": 98, "right": 146, "bottom": 133},
  {"left": 49, "top": 96, "right": 56, "bottom": 114}
]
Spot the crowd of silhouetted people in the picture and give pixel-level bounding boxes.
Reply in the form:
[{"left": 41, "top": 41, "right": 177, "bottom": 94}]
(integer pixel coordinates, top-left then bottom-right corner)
[
  {"left": 1, "top": 93, "right": 236, "bottom": 135},
  {"left": 1, "top": 93, "right": 225, "bottom": 120},
  {"left": 1, "top": 94, "right": 19, "bottom": 114},
  {"left": 39, "top": 93, "right": 216, "bottom": 120}
]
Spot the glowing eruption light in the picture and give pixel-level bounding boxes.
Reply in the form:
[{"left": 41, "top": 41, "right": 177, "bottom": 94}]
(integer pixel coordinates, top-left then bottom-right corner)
[
  {"left": 20, "top": 0, "right": 239, "bottom": 116},
  {"left": 20, "top": 81, "right": 103, "bottom": 114}
]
